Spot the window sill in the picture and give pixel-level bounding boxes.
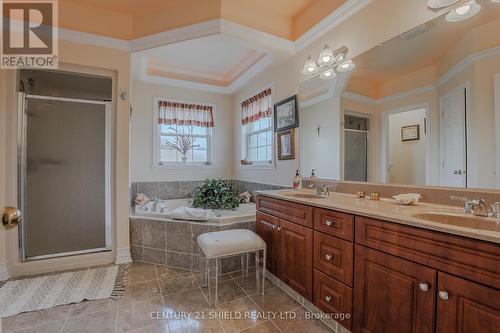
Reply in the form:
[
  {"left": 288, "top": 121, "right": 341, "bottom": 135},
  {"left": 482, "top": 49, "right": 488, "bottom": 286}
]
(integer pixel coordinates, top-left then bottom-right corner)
[
  {"left": 239, "top": 162, "right": 275, "bottom": 170},
  {"left": 153, "top": 163, "right": 215, "bottom": 170}
]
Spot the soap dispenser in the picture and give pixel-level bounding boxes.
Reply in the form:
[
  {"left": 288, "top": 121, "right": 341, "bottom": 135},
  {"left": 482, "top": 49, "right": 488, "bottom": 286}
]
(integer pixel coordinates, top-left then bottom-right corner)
[
  {"left": 310, "top": 169, "right": 317, "bottom": 180},
  {"left": 293, "top": 170, "right": 301, "bottom": 189}
]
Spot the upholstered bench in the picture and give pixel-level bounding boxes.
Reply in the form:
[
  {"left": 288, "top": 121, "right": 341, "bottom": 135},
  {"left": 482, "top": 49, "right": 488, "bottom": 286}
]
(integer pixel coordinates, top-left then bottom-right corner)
[{"left": 197, "top": 229, "right": 266, "bottom": 307}]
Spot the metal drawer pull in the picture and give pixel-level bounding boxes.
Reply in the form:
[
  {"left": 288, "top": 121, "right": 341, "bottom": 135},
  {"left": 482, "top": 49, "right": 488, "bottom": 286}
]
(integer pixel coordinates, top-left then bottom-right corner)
[
  {"left": 276, "top": 226, "right": 282, "bottom": 231},
  {"left": 325, "top": 254, "right": 333, "bottom": 261},
  {"left": 419, "top": 283, "right": 429, "bottom": 292},
  {"left": 438, "top": 291, "right": 449, "bottom": 300},
  {"left": 325, "top": 296, "right": 333, "bottom": 303},
  {"left": 325, "top": 220, "right": 335, "bottom": 226}
]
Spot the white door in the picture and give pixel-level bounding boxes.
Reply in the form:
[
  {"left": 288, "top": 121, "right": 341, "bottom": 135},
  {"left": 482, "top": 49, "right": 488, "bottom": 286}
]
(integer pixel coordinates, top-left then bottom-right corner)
[
  {"left": 440, "top": 87, "right": 467, "bottom": 187},
  {"left": 494, "top": 74, "right": 500, "bottom": 188}
]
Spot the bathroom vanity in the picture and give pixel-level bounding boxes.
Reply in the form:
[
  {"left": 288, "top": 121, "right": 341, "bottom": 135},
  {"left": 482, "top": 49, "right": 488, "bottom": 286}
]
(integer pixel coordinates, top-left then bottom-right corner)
[{"left": 255, "top": 191, "right": 500, "bottom": 333}]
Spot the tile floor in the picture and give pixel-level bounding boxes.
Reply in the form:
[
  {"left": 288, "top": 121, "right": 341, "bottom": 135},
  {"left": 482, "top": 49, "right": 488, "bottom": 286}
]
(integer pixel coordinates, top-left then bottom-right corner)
[{"left": 0, "top": 261, "right": 335, "bottom": 332}]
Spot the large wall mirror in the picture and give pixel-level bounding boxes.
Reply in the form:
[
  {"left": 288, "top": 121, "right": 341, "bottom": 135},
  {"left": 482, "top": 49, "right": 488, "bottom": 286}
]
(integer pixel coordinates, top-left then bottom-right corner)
[{"left": 298, "top": 0, "right": 500, "bottom": 190}]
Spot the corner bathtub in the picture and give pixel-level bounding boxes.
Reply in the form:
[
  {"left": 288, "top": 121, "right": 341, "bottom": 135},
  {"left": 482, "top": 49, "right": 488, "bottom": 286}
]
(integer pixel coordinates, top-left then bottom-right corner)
[
  {"left": 130, "top": 198, "right": 256, "bottom": 225},
  {"left": 129, "top": 198, "right": 257, "bottom": 271}
]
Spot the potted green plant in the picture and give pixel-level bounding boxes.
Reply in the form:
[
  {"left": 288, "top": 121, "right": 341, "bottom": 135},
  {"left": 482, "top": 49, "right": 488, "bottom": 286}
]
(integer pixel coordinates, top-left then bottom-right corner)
[{"left": 192, "top": 178, "right": 240, "bottom": 209}]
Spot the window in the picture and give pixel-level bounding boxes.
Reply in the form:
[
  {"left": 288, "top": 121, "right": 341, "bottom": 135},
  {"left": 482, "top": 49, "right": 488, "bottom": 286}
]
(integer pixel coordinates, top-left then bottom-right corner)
[
  {"left": 240, "top": 87, "right": 274, "bottom": 167},
  {"left": 155, "top": 99, "right": 214, "bottom": 167}
]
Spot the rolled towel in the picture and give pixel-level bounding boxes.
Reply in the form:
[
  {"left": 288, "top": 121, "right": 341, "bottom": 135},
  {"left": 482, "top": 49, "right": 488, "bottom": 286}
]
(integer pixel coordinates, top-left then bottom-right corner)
[
  {"left": 133, "top": 193, "right": 150, "bottom": 205},
  {"left": 171, "top": 206, "right": 214, "bottom": 221}
]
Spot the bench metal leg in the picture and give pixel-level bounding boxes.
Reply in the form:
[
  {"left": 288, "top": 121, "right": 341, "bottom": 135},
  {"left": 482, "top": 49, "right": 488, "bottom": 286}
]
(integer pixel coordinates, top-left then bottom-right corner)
[
  {"left": 240, "top": 253, "right": 250, "bottom": 278},
  {"left": 262, "top": 248, "right": 266, "bottom": 295},
  {"left": 206, "top": 257, "right": 211, "bottom": 305},
  {"left": 214, "top": 258, "right": 219, "bottom": 307}
]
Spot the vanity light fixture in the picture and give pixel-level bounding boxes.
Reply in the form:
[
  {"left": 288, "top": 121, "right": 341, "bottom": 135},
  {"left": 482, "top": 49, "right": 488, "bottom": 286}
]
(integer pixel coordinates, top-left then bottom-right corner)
[
  {"left": 302, "top": 45, "right": 353, "bottom": 80},
  {"left": 427, "top": 0, "right": 460, "bottom": 8},
  {"left": 445, "top": 0, "right": 481, "bottom": 22}
]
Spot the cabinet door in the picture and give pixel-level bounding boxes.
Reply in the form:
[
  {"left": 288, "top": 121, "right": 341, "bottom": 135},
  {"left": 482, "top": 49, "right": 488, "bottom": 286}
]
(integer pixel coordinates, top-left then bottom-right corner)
[
  {"left": 436, "top": 272, "right": 500, "bottom": 333},
  {"left": 354, "top": 245, "right": 436, "bottom": 333},
  {"left": 278, "top": 218, "right": 313, "bottom": 301},
  {"left": 256, "top": 212, "right": 279, "bottom": 274}
]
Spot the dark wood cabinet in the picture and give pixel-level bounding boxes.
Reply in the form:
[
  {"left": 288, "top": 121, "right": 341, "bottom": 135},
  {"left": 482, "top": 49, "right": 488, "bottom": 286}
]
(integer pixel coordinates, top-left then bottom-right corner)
[
  {"left": 256, "top": 194, "right": 500, "bottom": 333},
  {"left": 436, "top": 272, "right": 500, "bottom": 333},
  {"left": 256, "top": 212, "right": 279, "bottom": 274},
  {"left": 314, "top": 231, "right": 353, "bottom": 286},
  {"left": 354, "top": 245, "right": 436, "bottom": 333},
  {"left": 278, "top": 218, "right": 313, "bottom": 301}
]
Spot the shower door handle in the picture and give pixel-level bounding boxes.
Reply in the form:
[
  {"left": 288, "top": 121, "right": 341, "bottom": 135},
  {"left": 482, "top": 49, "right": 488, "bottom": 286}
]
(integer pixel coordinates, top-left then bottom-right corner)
[{"left": 2, "top": 207, "right": 22, "bottom": 229}]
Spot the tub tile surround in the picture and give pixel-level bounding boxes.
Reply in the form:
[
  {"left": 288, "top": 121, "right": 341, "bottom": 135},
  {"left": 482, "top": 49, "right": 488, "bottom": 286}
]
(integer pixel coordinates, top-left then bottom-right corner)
[
  {"left": 130, "top": 219, "right": 256, "bottom": 272},
  {"left": 130, "top": 180, "right": 289, "bottom": 203}
]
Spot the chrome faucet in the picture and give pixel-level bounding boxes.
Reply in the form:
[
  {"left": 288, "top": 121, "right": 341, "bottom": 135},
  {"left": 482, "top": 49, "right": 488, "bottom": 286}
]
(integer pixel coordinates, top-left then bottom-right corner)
[
  {"left": 450, "top": 196, "right": 495, "bottom": 217},
  {"left": 310, "top": 184, "right": 336, "bottom": 196},
  {"left": 490, "top": 202, "right": 500, "bottom": 218}
]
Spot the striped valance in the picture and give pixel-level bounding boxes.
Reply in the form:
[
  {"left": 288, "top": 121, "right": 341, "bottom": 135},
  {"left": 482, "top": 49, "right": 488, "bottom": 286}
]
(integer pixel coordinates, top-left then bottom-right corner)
[
  {"left": 241, "top": 88, "right": 272, "bottom": 125},
  {"left": 159, "top": 101, "right": 214, "bottom": 128}
]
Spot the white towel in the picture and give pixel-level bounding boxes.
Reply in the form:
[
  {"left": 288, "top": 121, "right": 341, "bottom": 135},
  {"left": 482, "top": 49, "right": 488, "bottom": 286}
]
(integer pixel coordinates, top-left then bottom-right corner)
[{"left": 171, "top": 206, "right": 213, "bottom": 221}]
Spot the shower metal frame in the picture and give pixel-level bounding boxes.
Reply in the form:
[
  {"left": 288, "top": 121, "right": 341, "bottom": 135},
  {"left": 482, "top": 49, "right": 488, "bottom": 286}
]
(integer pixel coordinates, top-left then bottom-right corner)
[{"left": 17, "top": 92, "right": 113, "bottom": 261}]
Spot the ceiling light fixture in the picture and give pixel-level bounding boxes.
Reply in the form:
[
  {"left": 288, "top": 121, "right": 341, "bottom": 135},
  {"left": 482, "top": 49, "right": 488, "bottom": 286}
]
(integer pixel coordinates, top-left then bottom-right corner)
[
  {"left": 337, "top": 59, "right": 356, "bottom": 72},
  {"left": 446, "top": 0, "right": 481, "bottom": 22},
  {"left": 427, "top": 0, "right": 460, "bottom": 8},
  {"left": 302, "top": 55, "right": 318, "bottom": 74},
  {"left": 302, "top": 45, "right": 353, "bottom": 80}
]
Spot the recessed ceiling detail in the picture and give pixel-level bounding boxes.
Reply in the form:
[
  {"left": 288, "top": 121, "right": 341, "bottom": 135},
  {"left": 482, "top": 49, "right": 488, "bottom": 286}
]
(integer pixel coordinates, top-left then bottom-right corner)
[{"left": 133, "top": 34, "right": 275, "bottom": 94}]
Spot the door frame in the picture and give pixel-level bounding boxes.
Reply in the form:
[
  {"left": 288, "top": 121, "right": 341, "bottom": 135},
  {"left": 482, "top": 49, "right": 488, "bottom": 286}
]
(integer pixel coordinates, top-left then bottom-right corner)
[
  {"left": 494, "top": 74, "right": 500, "bottom": 188},
  {"left": 438, "top": 82, "right": 471, "bottom": 188},
  {"left": 381, "top": 103, "right": 431, "bottom": 185},
  {"left": 341, "top": 110, "right": 371, "bottom": 182},
  {"left": 18, "top": 93, "right": 113, "bottom": 261}
]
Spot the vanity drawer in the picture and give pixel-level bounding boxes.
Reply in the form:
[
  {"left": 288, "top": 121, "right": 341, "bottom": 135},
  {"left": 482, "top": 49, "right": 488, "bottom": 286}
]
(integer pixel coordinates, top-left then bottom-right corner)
[
  {"left": 314, "top": 269, "right": 352, "bottom": 330},
  {"left": 314, "top": 231, "right": 353, "bottom": 286},
  {"left": 256, "top": 195, "right": 313, "bottom": 227},
  {"left": 314, "top": 208, "right": 354, "bottom": 241},
  {"left": 355, "top": 216, "right": 500, "bottom": 289}
]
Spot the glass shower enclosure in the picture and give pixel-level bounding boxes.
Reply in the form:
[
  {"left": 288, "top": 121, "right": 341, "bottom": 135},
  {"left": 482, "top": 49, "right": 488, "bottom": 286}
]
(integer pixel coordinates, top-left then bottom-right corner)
[{"left": 18, "top": 69, "right": 112, "bottom": 261}]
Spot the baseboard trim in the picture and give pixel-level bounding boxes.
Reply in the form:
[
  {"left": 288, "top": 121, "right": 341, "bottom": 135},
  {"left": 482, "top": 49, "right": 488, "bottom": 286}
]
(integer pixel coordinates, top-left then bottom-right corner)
[
  {"left": 0, "top": 262, "right": 9, "bottom": 281},
  {"left": 116, "top": 247, "right": 132, "bottom": 264}
]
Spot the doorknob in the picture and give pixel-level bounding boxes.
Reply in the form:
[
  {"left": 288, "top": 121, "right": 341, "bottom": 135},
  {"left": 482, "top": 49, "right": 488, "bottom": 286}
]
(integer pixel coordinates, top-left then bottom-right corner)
[
  {"left": 2, "top": 207, "right": 22, "bottom": 229},
  {"left": 453, "top": 169, "right": 462, "bottom": 175}
]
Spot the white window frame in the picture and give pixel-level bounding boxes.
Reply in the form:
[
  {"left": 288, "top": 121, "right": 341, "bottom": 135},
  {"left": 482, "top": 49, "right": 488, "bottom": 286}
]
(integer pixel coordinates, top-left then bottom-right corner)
[
  {"left": 240, "top": 83, "right": 275, "bottom": 169},
  {"left": 152, "top": 97, "right": 215, "bottom": 169}
]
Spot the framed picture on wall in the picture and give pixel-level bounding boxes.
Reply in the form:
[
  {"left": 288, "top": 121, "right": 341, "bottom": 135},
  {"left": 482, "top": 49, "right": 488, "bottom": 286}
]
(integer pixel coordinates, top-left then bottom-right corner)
[
  {"left": 401, "top": 124, "right": 420, "bottom": 141},
  {"left": 274, "top": 95, "right": 298, "bottom": 132},
  {"left": 277, "top": 129, "right": 295, "bottom": 160}
]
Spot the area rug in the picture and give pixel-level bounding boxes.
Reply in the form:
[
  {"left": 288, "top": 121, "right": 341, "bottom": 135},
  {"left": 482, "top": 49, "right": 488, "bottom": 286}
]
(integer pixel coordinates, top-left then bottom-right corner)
[{"left": 0, "top": 264, "right": 128, "bottom": 318}]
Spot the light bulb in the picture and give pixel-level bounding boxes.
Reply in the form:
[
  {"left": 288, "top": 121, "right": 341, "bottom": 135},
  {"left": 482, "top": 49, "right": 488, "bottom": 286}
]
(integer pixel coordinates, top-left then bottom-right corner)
[
  {"left": 318, "top": 45, "right": 334, "bottom": 65},
  {"left": 320, "top": 69, "right": 336, "bottom": 80},
  {"left": 336, "top": 59, "right": 355, "bottom": 72},
  {"left": 302, "top": 56, "right": 318, "bottom": 75},
  {"left": 456, "top": 4, "right": 470, "bottom": 15}
]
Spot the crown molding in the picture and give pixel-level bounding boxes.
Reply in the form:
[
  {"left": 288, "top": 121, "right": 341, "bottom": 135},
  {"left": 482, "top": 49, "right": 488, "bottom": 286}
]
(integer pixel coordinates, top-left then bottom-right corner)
[
  {"left": 341, "top": 91, "right": 377, "bottom": 104},
  {"left": 294, "top": 0, "right": 374, "bottom": 52},
  {"left": 342, "top": 85, "right": 436, "bottom": 105},
  {"left": 58, "top": 28, "right": 131, "bottom": 51},
  {"left": 130, "top": 19, "right": 221, "bottom": 52},
  {"left": 140, "top": 54, "right": 274, "bottom": 94},
  {"left": 436, "top": 44, "right": 500, "bottom": 87},
  {"left": 220, "top": 19, "right": 294, "bottom": 55}
]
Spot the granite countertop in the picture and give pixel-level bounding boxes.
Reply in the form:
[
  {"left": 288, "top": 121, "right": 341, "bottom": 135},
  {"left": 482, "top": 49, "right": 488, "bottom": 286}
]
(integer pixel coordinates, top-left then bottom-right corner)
[{"left": 256, "top": 189, "right": 500, "bottom": 244}]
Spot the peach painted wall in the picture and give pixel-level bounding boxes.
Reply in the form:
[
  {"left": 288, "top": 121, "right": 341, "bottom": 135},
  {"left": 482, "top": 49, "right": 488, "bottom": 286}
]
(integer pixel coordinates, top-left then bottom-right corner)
[
  {"left": 0, "top": 40, "right": 131, "bottom": 278},
  {"left": 130, "top": 80, "right": 234, "bottom": 182},
  {"left": 232, "top": 0, "right": 441, "bottom": 186}
]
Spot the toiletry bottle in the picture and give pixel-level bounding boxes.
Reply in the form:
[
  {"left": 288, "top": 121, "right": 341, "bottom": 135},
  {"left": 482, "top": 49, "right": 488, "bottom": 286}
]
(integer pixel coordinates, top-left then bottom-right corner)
[
  {"left": 293, "top": 170, "right": 301, "bottom": 189},
  {"left": 310, "top": 169, "right": 317, "bottom": 180}
]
